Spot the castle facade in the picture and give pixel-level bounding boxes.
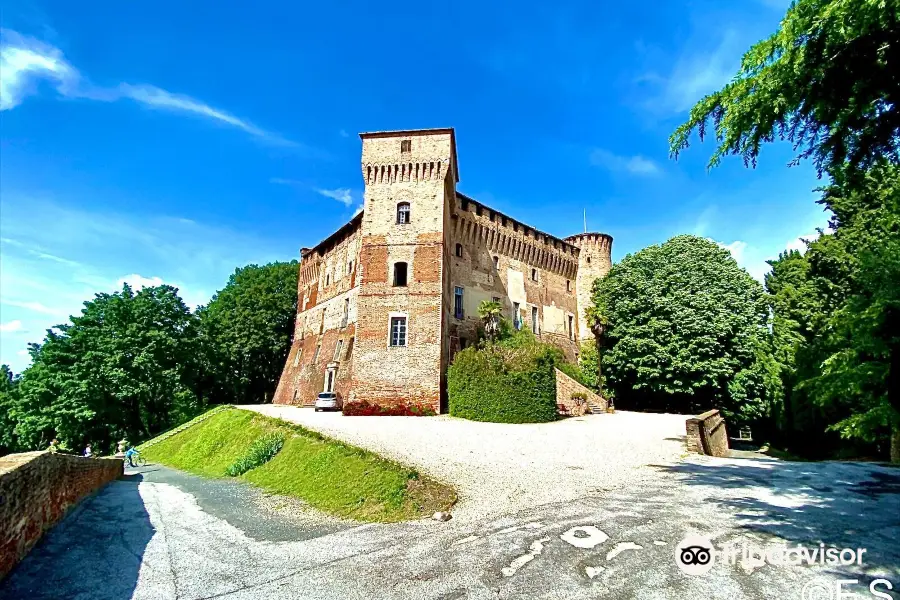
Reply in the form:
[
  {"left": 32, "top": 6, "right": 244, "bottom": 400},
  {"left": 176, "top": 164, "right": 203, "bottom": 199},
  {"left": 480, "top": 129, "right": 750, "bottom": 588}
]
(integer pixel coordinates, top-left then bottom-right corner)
[{"left": 273, "top": 128, "right": 612, "bottom": 412}]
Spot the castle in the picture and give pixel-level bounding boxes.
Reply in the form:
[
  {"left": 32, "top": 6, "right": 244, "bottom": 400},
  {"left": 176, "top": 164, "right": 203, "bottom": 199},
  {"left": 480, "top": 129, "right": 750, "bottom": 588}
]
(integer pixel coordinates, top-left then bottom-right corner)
[{"left": 273, "top": 128, "right": 612, "bottom": 413}]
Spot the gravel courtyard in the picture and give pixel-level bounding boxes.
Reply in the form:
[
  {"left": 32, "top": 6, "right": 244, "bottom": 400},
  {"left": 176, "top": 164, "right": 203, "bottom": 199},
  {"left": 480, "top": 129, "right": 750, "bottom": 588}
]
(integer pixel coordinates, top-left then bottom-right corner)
[{"left": 239, "top": 405, "right": 688, "bottom": 522}]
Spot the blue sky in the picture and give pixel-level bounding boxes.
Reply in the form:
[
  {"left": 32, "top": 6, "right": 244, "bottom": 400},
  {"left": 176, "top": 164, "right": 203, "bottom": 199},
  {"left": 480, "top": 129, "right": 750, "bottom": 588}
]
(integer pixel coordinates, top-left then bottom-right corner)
[{"left": 0, "top": 0, "right": 829, "bottom": 372}]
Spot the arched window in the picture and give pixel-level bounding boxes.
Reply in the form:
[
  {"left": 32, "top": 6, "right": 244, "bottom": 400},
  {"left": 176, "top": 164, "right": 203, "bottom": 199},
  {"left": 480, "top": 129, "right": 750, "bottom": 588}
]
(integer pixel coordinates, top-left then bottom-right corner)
[
  {"left": 455, "top": 243, "right": 463, "bottom": 257},
  {"left": 393, "top": 262, "right": 408, "bottom": 287},
  {"left": 397, "top": 202, "right": 411, "bottom": 224}
]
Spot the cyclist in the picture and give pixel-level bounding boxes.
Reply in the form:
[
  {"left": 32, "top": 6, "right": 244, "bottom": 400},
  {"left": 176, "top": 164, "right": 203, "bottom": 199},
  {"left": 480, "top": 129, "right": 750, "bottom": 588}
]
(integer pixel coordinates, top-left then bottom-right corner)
[{"left": 124, "top": 446, "right": 139, "bottom": 467}]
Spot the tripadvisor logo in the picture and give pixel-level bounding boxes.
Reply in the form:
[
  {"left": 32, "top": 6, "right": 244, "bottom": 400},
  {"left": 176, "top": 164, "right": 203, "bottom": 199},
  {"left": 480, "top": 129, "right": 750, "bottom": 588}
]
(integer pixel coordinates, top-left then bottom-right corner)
[{"left": 676, "top": 535, "right": 715, "bottom": 576}]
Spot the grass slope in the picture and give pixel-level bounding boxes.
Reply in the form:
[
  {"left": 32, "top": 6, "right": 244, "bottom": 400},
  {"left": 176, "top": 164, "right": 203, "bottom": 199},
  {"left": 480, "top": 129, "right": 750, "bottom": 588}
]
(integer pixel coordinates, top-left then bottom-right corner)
[{"left": 142, "top": 407, "right": 455, "bottom": 522}]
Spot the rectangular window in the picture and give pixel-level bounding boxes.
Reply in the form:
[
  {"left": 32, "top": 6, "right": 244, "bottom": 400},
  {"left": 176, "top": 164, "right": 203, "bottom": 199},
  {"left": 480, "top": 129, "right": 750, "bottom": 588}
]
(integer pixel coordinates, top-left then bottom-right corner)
[
  {"left": 566, "top": 279, "right": 571, "bottom": 292},
  {"left": 313, "top": 344, "right": 321, "bottom": 363},
  {"left": 393, "top": 262, "right": 408, "bottom": 287},
  {"left": 492, "top": 296, "right": 501, "bottom": 304},
  {"left": 493, "top": 256, "right": 499, "bottom": 269},
  {"left": 390, "top": 316, "right": 407, "bottom": 347},
  {"left": 513, "top": 302, "right": 521, "bottom": 330},
  {"left": 346, "top": 336, "right": 354, "bottom": 358},
  {"left": 568, "top": 315, "right": 574, "bottom": 340},
  {"left": 342, "top": 298, "right": 350, "bottom": 328},
  {"left": 401, "top": 139, "right": 412, "bottom": 153},
  {"left": 454, "top": 286, "right": 464, "bottom": 319},
  {"left": 333, "top": 339, "right": 344, "bottom": 361},
  {"left": 292, "top": 348, "right": 302, "bottom": 367},
  {"left": 531, "top": 268, "right": 538, "bottom": 282},
  {"left": 531, "top": 306, "right": 539, "bottom": 334},
  {"left": 347, "top": 260, "right": 354, "bottom": 274}
]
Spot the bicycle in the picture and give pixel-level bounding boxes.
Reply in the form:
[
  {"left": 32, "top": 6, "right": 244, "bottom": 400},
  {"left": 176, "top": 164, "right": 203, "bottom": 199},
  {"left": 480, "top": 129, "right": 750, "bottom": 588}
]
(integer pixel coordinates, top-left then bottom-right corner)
[{"left": 125, "top": 449, "right": 147, "bottom": 468}]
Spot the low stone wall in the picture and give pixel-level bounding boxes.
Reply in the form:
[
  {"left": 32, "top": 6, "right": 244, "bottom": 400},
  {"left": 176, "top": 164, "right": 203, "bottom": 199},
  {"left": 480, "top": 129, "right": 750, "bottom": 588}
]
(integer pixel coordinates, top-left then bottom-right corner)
[
  {"left": 685, "top": 409, "right": 730, "bottom": 457},
  {"left": 555, "top": 369, "right": 607, "bottom": 416},
  {"left": 0, "top": 451, "right": 123, "bottom": 580}
]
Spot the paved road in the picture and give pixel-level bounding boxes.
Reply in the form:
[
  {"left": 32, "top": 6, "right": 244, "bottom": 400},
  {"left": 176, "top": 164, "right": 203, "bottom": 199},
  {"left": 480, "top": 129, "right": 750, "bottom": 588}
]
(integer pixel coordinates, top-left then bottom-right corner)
[{"left": 2, "top": 456, "right": 898, "bottom": 600}]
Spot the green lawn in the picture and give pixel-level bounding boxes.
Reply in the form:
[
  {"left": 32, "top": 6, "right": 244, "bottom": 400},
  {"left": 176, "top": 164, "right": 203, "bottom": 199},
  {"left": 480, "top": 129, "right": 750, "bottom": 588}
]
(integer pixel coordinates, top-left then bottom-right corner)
[{"left": 142, "top": 407, "right": 456, "bottom": 522}]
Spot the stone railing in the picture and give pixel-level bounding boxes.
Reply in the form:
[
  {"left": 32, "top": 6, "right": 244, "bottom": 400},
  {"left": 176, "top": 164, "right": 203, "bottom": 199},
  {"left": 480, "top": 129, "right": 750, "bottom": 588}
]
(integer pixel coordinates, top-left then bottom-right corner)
[
  {"left": 555, "top": 369, "right": 607, "bottom": 416},
  {"left": 138, "top": 404, "right": 230, "bottom": 451},
  {"left": 0, "top": 451, "right": 123, "bottom": 580},
  {"left": 685, "top": 409, "right": 730, "bottom": 457}
]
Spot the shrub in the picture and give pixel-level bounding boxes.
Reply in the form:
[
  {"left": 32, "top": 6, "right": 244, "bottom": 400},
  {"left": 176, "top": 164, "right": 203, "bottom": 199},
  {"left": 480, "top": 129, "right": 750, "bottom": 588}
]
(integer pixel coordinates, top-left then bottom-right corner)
[
  {"left": 448, "top": 335, "right": 563, "bottom": 424},
  {"left": 225, "top": 432, "right": 285, "bottom": 476},
  {"left": 343, "top": 400, "right": 436, "bottom": 416}
]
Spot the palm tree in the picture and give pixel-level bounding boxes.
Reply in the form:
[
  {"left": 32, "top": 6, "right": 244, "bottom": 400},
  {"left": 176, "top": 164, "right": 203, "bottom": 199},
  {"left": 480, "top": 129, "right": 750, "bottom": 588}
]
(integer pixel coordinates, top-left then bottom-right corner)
[{"left": 478, "top": 300, "right": 503, "bottom": 343}]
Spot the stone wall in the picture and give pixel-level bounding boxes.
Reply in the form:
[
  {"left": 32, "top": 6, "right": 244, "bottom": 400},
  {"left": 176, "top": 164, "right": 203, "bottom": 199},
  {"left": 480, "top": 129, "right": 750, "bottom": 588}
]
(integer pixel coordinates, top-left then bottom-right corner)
[
  {"left": 0, "top": 451, "right": 123, "bottom": 580},
  {"left": 449, "top": 194, "right": 581, "bottom": 362},
  {"left": 685, "top": 409, "right": 730, "bottom": 457},
  {"left": 566, "top": 233, "right": 613, "bottom": 344},
  {"left": 554, "top": 368, "right": 607, "bottom": 415}
]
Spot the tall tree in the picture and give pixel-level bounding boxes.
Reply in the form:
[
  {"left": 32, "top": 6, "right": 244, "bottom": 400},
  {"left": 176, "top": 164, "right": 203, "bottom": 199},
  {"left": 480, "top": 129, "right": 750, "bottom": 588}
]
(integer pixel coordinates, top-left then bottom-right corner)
[
  {"left": 199, "top": 261, "right": 298, "bottom": 405},
  {"left": 590, "top": 235, "right": 776, "bottom": 427},
  {"left": 14, "top": 284, "right": 203, "bottom": 453},
  {"left": 670, "top": 0, "right": 900, "bottom": 174},
  {"left": 0, "top": 365, "right": 21, "bottom": 455},
  {"left": 803, "top": 162, "right": 900, "bottom": 460}
]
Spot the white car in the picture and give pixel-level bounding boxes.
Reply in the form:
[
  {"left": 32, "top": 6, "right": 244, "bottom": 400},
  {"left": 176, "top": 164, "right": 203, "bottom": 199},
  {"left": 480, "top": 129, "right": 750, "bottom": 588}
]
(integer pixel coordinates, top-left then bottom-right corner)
[{"left": 314, "top": 392, "right": 342, "bottom": 412}]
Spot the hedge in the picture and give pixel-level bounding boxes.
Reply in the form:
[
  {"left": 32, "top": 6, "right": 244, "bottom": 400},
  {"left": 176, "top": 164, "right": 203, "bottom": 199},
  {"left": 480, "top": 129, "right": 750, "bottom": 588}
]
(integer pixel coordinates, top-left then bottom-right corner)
[{"left": 447, "top": 336, "right": 563, "bottom": 424}]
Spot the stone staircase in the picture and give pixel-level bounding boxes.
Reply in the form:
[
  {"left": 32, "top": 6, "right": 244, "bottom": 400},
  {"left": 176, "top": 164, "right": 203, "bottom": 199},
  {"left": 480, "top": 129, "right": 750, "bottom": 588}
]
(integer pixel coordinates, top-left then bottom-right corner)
[
  {"left": 586, "top": 400, "right": 607, "bottom": 415},
  {"left": 138, "top": 405, "right": 231, "bottom": 451}
]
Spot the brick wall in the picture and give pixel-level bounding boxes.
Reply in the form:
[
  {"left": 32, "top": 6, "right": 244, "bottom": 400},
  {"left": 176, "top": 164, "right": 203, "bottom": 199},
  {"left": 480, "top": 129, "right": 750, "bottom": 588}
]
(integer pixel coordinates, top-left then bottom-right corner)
[
  {"left": 566, "top": 233, "right": 613, "bottom": 344},
  {"left": 0, "top": 451, "right": 123, "bottom": 580},
  {"left": 555, "top": 368, "right": 607, "bottom": 416},
  {"left": 685, "top": 409, "right": 730, "bottom": 457}
]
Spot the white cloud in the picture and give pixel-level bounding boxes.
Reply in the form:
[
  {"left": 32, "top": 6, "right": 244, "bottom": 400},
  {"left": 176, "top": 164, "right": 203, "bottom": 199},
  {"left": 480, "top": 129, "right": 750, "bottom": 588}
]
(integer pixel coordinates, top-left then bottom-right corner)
[
  {"left": 0, "top": 320, "right": 23, "bottom": 333},
  {"left": 590, "top": 149, "right": 661, "bottom": 176},
  {"left": 0, "top": 299, "right": 67, "bottom": 316},
  {"left": 339, "top": 129, "right": 350, "bottom": 138},
  {"left": 315, "top": 188, "right": 354, "bottom": 207},
  {"left": 785, "top": 228, "right": 833, "bottom": 254},
  {"left": 715, "top": 240, "right": 748, "bottom": 264},
  {"left": 0, "top": 29, "right": 293, "bottom": 145},
  {"left": 117, "top": 273, "right": 164, "bottom": 289},
  {"left": 642, "top": 30, "right": 741, "bottom": 115},
  {"left": 17, "top": 349, "right": 29, "bottom": 356}
]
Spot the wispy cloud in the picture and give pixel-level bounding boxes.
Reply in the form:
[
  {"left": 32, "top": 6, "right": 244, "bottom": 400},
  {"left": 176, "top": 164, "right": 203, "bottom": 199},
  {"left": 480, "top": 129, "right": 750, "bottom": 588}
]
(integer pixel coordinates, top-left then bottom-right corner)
[
  {"left": 0, "top": 320, "right": 23, "bottom": 333},
  {"left": 0, "top": 299, "right": 67, "bottom": 316},
  {"left": 118, "top": 273, "right": 164, "bottom": 289},
  {"left": 315, "top": 188, "right": 354, "bottom": 207},
  {"left": 589, "top": 148, "right": 661, "bottom": 177},
  {"left": 640, "top": 29, "right": 741, "bottom": 115},
  {"left": 0, "top": 28, "right": 295, "bottom": 146}
]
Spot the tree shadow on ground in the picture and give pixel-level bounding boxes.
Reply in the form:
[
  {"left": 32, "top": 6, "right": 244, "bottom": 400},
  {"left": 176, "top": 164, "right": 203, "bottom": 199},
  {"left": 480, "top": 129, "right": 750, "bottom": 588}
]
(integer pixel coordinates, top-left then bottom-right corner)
[
  {"left": 0, "top": 473, "right": 154, "bottom": 600},
  {"left": 651, "top": 458, "right": 900, "bottom": 576}
]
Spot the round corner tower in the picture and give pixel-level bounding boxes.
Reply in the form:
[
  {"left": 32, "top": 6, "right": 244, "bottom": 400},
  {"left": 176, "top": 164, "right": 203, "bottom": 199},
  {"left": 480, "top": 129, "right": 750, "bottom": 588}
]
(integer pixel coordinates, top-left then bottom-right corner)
[{"left": 565, "top": 232, "right": 613, "bottom": 344}]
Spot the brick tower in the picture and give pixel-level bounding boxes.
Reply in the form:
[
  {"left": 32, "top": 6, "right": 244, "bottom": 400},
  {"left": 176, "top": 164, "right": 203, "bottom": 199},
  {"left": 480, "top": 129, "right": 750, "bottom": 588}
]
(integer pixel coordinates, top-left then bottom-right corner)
[
  {"left": 565, "top": 233, "right": 613, "bottom": 343},
  {"left": 349, "top": 129, "right": 459, "bottom": 412}
]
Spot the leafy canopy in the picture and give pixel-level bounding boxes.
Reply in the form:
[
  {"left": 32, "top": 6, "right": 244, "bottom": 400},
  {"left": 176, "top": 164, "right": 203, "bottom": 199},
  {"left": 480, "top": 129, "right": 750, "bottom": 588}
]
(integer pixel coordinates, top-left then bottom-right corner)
[
  {"left": 592, "top": 235, "right": 775, "bottom": 425},
  {"left": 670, "top": 0, "right": 900, "bottom": 174}
]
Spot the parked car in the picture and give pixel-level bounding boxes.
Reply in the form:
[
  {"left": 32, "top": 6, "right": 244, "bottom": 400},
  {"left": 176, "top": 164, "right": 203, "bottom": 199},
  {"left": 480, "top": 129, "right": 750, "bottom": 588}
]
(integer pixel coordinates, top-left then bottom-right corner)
[{"left": 314, "top": 392, "right": 342, "bottom": 412}]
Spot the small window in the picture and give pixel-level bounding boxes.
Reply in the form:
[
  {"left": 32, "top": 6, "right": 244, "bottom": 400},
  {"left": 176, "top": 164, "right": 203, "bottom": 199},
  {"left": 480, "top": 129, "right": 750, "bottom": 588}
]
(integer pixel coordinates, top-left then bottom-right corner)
[
  {"left": 393, "top": 262, "right": 408, "bottom": 287},
  {"left": 347, "top": 260, "right": 354, "bottom": 274},
  {"left": 325, "top": 273, "right": 330, "bottom": 286},
  {"left": 531, "top": 268, "right": 538, "bottom": 282},
  {"left": 568, "top": 315, "right": 574, "bottom": 340},
  {"left": 346, "top": 336, "right": 354, "bottom": 358},
  {"left": 513, "top": 302, "right": 521, "bottom": 330},
  {"left": 333, "top": 339, "right": 344, "bottom": 361},
  {"left": 566, "top": 279, "right": 571, "bottom": 292},
  {"left": 390, "top": 316, "right": 407, "bottom": 347},
  {"left": 401, "top": 139, "right": 412, "bottom": 153},
  {"left": 454, "top": 287, "right": 464, "bottom": 319},
  {"left": 493, "top": 256, "right": 499, "bottom": 269},
  {"left": 492, "top": 296, "right": 501, "bottom": 304},
  {"left": 292, "top": 348, "right": 302, "bottom": 368},
  {"left": 313, "top": 344, "right": 321, "bottom": 363},
  {"left": 531, "top": 306, "right": 539, "bottom": 334},
  {"left": 587, "top": 256, "right": 591, "bottom": 264},
  {"left": 455, "top": 243, "right": 463, "bottom": 257},
  {"left": 397, "top": 202, "right": 411, "bottom": 224}
]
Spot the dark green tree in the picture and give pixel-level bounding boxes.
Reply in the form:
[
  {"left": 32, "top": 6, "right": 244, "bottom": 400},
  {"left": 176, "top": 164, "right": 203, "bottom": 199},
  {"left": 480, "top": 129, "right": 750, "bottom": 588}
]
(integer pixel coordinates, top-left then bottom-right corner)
[
  {"left": 591, "top": 235, "right": 776, "bottom": 427},
  {"left": 198, "top": 261, "right": 298, "bottom": 405},
  {"left": 14, "top": 284, "right": 204, "bottom": 453},
  {"left": 670, "top": 0, "right": 900, "bottom": 174},
  {"left": 0, "top": 364, "right": 21, "bottom": 455},
  {"left": 803, "top": 163, "right": 900, "bottom": 460}
]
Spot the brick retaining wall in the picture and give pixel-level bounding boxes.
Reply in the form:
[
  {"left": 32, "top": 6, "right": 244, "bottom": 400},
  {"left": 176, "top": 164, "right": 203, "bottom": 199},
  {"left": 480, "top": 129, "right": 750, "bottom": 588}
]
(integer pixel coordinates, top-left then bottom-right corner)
[
  {"left": 0, "top": 451, "right": 123, "bottom": 580},
  {"left": 554, "top": 369, "right": 607, "bottom": 416},
  {"left": 685, "top": 409, "right": 730, "bottom": 457}
]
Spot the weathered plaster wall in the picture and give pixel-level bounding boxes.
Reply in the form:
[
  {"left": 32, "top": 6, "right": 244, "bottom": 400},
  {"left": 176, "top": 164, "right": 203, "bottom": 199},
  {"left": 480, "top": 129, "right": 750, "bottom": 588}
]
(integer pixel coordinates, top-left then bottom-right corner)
[{"left": 0, "top": 452, "right": 123, "bottom": 580}]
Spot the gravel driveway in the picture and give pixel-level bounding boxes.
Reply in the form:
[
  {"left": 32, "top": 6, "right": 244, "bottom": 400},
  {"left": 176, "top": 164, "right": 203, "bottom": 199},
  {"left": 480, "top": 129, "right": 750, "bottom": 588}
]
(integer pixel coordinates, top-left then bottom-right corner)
[{"left": 239, "top": 405, "right": 688, "bottom": 522}]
